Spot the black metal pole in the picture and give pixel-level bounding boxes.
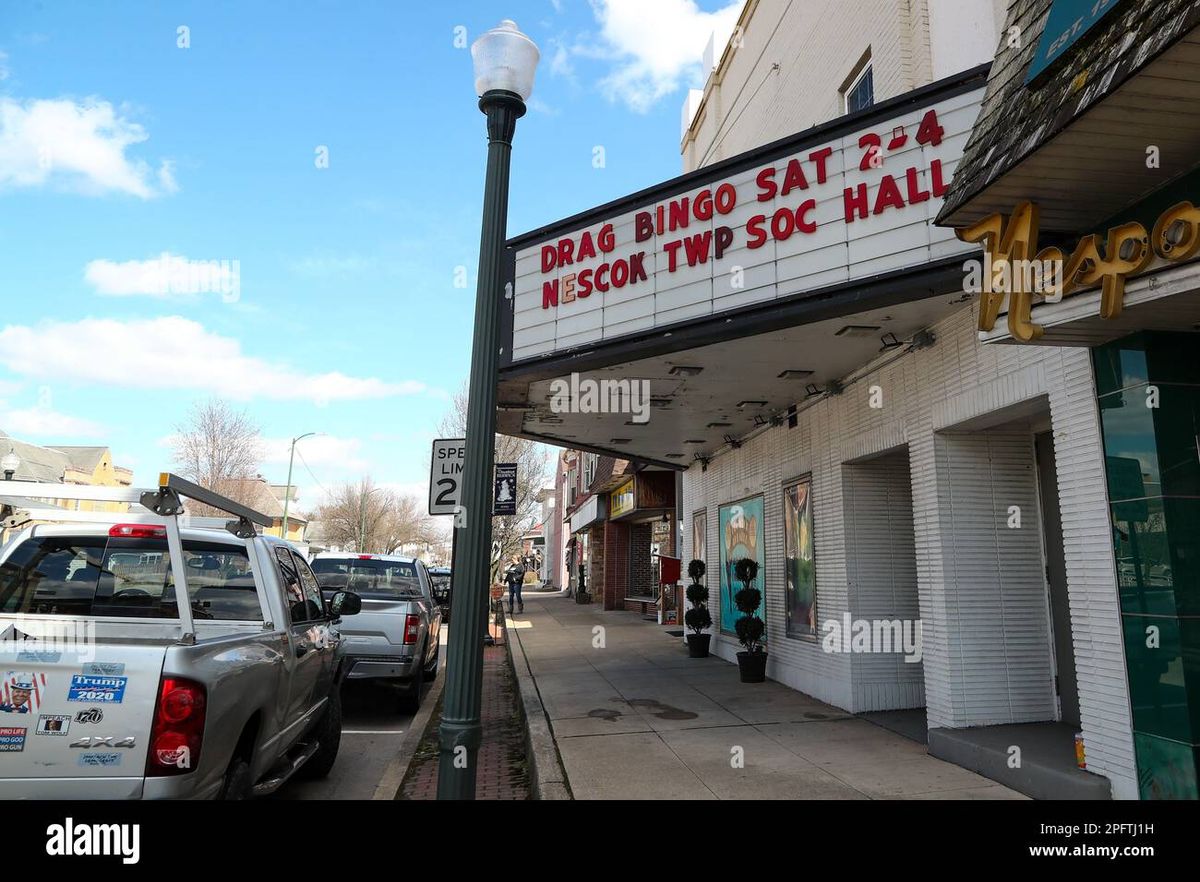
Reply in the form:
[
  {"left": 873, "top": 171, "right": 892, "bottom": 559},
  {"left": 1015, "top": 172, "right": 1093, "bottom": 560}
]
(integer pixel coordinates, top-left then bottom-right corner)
[{"left": 437, "top": 88, "right": 525, "bottom": 800}]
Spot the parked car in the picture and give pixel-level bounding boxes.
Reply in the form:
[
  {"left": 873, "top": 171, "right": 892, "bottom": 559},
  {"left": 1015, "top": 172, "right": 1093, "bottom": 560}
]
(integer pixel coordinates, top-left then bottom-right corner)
[
  {"left": 0, "top": 509, "right": 362, "bottom": 800},
  {"left": 428, "top": 566, "right": 451, "bottom": 622},
  {"left": 308, "top": 553, "right": 442, "bottom": 712}
]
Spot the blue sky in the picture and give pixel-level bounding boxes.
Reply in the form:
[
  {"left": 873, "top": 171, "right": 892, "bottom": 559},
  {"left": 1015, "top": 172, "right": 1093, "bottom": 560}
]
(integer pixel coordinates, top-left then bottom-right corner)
[{"left": 0, "top": 0, "right": 741, "bottom": 509}]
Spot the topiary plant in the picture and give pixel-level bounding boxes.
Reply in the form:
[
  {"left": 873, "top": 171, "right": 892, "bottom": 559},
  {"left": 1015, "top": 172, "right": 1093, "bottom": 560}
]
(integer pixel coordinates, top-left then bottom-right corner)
[
  {"left": 684, "top": 559, "right": 711, "bottom": 635},
  {"left": 733, "top": 557, "right": 764, "bottom": 654}
]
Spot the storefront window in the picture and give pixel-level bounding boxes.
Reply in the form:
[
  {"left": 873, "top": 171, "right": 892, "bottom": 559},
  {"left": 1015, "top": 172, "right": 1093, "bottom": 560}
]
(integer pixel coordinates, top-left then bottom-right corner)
[{"left": 783, "top": 478, "right": 816, "bottom": 637}]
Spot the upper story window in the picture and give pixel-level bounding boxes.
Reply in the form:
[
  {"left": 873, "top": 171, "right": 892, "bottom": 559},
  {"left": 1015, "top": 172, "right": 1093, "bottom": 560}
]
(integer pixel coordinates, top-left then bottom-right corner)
[
  {"left": 842, "top": 62, "right": 874, "bottom": 114},
  {"left": 583, "top": 453, "right": 598, "bottom": 488}
]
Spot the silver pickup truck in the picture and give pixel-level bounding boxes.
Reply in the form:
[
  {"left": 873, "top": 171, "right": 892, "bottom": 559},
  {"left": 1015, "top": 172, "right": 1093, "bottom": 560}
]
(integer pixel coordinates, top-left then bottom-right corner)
[
  {"left": 0, "top": 474, "right": 362, "bottom": 800},
  {"left": 309, "top": 553, "right": 441, "bottom": 713}
]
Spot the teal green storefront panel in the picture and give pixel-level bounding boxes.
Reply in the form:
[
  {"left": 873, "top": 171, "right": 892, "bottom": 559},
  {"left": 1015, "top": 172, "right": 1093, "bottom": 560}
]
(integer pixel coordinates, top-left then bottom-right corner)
[
  {"left": 1133, "top": 732, "right": 1199, "bottom": 800},
  {"left": 1095, "top": 331, "right": 1200, "bottom": 799}
]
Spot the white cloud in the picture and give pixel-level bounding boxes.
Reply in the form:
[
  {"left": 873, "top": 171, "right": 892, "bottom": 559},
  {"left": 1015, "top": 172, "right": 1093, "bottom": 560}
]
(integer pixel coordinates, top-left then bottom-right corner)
[
  {"left": 0, "top": 96, "right": 176, "bottom": 198},
  {"left": 261, "top": 434, "right": 369, "bottom": 472},
  {"left": 85, "top": 253, "right": 240, "bottom": 300},
  {"left": 549, "top": 38, "right": 574, "bottom": 78},
  {"left": 589, "top": 0, "right": 743, "bottom": 112},
  {"left": 0, "top": 405, "right": 106, "bottom": 439},
  {"left": 0, "top": 316, "right": 440, "bottom": 404}
]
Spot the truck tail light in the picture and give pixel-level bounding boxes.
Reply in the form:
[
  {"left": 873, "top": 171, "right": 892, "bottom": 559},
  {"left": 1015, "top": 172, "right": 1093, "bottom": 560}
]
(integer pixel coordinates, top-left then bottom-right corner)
[
  {"left": 109, "top": 524, "right": 167, "bottom": 538},
  {"left": 146, "top": 676, "right": 207, "bottom": 777},
  {"left": 404, "top": 614, "right": 420, "bottom": 645}
]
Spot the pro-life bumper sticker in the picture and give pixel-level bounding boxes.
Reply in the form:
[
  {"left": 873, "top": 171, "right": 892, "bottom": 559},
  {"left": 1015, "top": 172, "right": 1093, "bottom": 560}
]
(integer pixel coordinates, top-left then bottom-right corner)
[
  {"left": 0, "top": 727, "right": 27, "bottom": 752},
  {"left": 67, "top": 675, "right": 128, "bottom": 704}
]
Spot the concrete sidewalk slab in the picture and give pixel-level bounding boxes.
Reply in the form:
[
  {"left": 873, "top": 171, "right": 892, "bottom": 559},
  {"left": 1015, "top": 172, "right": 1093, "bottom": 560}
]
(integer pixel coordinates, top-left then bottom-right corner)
[{"left": 511, "top": 594, "right": 1025, "bottom": 800}]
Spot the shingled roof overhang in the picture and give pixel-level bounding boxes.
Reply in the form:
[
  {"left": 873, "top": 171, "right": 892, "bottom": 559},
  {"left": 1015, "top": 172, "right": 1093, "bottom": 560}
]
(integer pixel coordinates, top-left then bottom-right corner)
[{"left": 936, "top": 0, "right": 1200, "bottom": 234}]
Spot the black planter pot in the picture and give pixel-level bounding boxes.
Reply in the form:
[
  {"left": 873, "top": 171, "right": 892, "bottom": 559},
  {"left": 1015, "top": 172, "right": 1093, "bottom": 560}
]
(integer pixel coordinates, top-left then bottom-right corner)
[
  {"left": 737, "top": 650, "right": 767, "bottom": 683},
  {"left": 686, "top": 633, "right": 711, "bottom": 658}
]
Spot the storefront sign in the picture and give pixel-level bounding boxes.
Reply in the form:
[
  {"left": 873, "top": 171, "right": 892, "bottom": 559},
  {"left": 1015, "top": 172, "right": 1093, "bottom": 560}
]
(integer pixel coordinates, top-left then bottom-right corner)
[
  {"left": 958, "top": 200, "right": 1200, "bottom": 341},
  {"left": 610, "top": 479, "right": 635, "bottom": 518},
  {"left": 569, "top": 494, "right": 605, "bottom": 534},
  {"left": 1026, "top": 0, "right": 1129, "bottom": 83},
  {"left": 509, "top": 88, "right": 984, "bottom": 362}
]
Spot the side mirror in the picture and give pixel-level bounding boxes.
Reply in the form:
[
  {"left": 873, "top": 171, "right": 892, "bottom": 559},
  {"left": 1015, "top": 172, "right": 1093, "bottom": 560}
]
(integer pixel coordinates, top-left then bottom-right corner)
[{"left": 328, "top": 590, "right": 362, "bottom": 617}]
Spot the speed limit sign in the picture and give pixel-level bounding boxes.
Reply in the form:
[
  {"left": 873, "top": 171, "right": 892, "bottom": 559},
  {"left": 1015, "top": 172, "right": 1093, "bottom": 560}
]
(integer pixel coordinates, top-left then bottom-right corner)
[{"left": 429, "top": 438, "right": 465, "bottom": 515}]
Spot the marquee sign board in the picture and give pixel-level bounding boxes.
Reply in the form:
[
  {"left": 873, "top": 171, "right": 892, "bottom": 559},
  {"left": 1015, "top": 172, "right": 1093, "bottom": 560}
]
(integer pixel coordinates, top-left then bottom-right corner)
[{"left": 507, "top": 86, "right": 985, "bottom": 364}]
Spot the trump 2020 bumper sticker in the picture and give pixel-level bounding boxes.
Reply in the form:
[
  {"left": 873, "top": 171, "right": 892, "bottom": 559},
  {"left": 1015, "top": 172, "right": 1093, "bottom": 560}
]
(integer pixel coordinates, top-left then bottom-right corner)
[{"left": 67, "top": 675, "right": 128, "bottom": 704}]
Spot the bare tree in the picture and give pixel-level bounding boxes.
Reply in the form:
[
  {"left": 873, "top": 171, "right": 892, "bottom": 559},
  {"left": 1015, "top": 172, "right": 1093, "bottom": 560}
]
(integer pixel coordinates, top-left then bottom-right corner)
[
  {"left": 439, "top": 385, "right": 549, "bottom": 580},
  {"left": 172, "top": 399, "right": 262, "bottom": 515},
  {"left": 314, "top": 478, "right": 433, "bottom": 554}
]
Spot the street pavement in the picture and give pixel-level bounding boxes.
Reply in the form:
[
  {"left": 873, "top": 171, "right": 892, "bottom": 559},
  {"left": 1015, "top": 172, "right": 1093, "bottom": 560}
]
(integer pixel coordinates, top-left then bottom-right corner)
[
  {"left": 273, "top": 626, "right": 447, "bottom": 800},
  {"left": 512, "top": 594, "right": 1027, "bottom": 800}
]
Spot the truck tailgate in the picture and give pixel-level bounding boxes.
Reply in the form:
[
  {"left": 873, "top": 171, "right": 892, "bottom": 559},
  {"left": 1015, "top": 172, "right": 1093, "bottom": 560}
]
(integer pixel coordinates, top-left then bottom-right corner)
[
  {"left": 0, "top": 624, "right": 166, "bottom": 795},
  {"left": 336, "top": 598, "right": 418, "bottom": 647}
]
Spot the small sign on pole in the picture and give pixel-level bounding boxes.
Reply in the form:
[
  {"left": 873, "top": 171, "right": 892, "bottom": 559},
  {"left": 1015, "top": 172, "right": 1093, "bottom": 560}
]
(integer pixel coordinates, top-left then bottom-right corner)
[
  {"left": 429, "top": 438, "right": 466, "bottom": 516},
  {"left": 493, "top": 463, "right": 517, "bottom": 516}
]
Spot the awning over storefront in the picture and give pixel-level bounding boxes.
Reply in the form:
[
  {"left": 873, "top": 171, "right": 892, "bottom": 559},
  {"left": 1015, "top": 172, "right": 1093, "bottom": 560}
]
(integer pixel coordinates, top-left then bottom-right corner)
[
  {"left": 934, "top": 0, "right": 1200, "bottom": 346},
  {"left": 938, "top": 0, "right": 1200, "bottom": 234},
  {"left": 568, "top": 494, "right": 606, "bottom": 534},
  {"left": 496, "top": 66, "right": 989, "bottom": 465}
]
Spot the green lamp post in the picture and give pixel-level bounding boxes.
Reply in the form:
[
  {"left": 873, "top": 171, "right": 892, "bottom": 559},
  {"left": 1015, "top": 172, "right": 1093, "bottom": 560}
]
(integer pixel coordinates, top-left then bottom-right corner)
[{"left": 437, "top": 19, "right": 539, "bottom": 801}]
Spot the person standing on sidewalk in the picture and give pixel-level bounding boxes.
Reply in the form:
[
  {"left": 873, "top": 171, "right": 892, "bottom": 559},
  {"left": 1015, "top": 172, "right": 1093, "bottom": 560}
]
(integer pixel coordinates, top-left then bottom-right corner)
[{"left": 503, "top": 554, "right": 525, "bottom": 614}]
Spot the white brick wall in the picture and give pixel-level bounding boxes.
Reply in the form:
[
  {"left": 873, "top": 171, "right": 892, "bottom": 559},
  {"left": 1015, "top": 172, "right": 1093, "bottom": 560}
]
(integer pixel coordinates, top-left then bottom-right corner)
[
  {"left": 681, "top": 304, "right": 1138, "bottom": 799},
  {"left": 683, "top": 0, "right": 1006, "bottom": 172}
]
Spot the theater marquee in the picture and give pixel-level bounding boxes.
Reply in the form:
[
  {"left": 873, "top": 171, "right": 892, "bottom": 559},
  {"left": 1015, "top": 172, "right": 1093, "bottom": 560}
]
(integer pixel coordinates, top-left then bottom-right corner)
[{"left": 506, "top": 85, "right": 985, "bottom": 363}]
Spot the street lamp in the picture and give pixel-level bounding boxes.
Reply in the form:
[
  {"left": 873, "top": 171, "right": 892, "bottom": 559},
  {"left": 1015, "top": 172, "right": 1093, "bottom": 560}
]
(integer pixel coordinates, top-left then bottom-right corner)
[
  {"left": 438, "top": 19, "right": 538, "bottom": 802},
  {"left": 1, "top": 449, "right": 19, "bottom": 481},
  {"left": 282, "top": 432, "right": 319, "bottom": 538}
]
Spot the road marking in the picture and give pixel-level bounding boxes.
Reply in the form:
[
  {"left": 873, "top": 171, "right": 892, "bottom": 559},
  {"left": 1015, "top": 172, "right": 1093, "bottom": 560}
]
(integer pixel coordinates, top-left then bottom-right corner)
[{"left": 341, "top": 729, "right": 406, "bottom": 735}]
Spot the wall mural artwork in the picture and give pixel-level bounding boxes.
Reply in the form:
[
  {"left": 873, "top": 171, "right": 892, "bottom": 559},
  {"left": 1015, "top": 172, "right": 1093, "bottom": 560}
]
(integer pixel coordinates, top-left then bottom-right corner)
[{"left": 718, "top": 496, "right": 765, "bottom": 638}]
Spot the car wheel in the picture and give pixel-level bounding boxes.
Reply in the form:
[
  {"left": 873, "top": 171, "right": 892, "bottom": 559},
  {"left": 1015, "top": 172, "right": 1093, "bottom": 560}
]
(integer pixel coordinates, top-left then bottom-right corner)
[
  {"left": 218, "top": 756, "right": 253, "bottom": 800},
  {"left": 300, "top": 687, "right": 342, "bottom": 779},
  {"left": 423, "top": 641, "right": 440, "bottom": 682},
  {"left": 399, "top": 652, "right": 425, "bottom": 714}
]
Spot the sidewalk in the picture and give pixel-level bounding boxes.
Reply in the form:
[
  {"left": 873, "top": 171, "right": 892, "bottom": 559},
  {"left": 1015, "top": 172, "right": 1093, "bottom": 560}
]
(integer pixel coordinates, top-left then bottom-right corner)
[
  {"left": 510, "top": 593, "right": 1026, "bottom": 800},
  {"left": 398, "top": 640, "right": 530, "bottom": 800}
]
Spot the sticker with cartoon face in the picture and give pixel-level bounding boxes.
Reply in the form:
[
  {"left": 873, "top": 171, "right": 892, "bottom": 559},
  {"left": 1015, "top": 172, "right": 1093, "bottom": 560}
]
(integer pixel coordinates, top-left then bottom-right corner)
[{"left": 0, "top": 672, "right": 47, "bottom": 714}]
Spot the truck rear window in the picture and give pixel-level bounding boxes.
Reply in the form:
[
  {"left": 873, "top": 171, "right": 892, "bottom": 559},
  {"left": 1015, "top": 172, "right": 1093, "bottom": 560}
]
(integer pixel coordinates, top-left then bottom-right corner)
[
  {"left": 0, "top": 536, "right": 262, "bottom": 621},
  {"left": 310, "top": 558, "right": 422, "bottom": 600}
]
